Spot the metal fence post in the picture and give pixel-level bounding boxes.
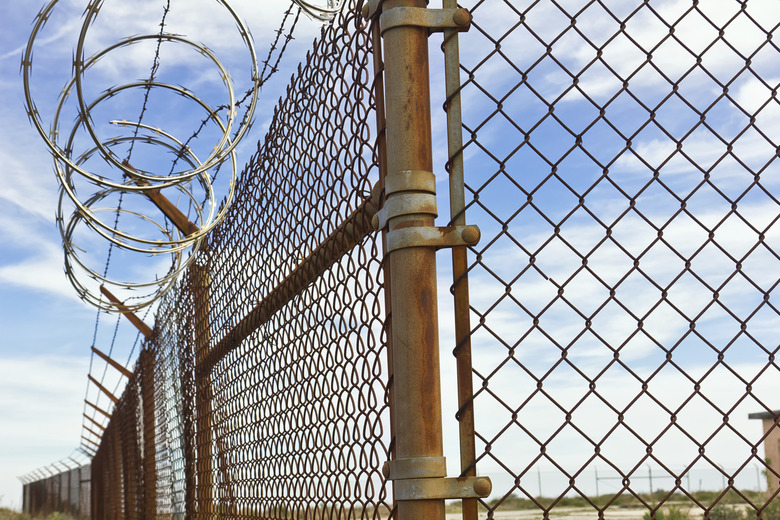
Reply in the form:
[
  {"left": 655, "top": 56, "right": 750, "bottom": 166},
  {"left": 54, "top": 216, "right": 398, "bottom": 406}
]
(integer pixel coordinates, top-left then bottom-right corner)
[
  {"left": 112, "top": 423, "right": 123, "bottom": 519},
  {"left": 379, "top": 2, "right": 446, "bottom": 520},
  {"left": 124, "top": 387, "right": 141, "bottom": 519},
  {"left": 440, "top": 2, "right": 479, "bottom": 520},
  {"left": 178, "top": 325, "right": 197, "bottom": 518},
  {"left": 141, "top": 348, "right": 157, "bottom": 519},
  {"left": 371, "top": 2, "right": 488, "bottom": 518},
  {"left": 193, "top": 248, "right": 215, "bottom": 518}
]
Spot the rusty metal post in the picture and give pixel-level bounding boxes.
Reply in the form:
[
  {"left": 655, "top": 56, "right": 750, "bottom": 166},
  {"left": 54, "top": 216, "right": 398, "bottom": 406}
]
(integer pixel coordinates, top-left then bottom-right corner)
[
  {"left": 193, "top": 247, "right": 215, "bottom": 518},
  {"left": 178, "top": 329, "right": 197, "bottom": 518},
  {"left": 90, "top": 461, "right": 98, "bottom": 520},
  {"left": 123, "top": 386, "right": 140, "bottom": 519},
  {"left": 441, "top": 2, "right": 479, "bottom": 520},
  {"left": 140, "top": 348, "right": 157, "bottom": 518},
  {"left": 379, "top": 2, "right": 445, "bottom": 520},
  {"left": 111, "top": 424, "right": 123, "bottom": 520},
  {"left": 369, "top": 8, "right": 398, "bottom": 515},
  {"left": 367, "top": 0, "right": 488, "bottom": 514}
]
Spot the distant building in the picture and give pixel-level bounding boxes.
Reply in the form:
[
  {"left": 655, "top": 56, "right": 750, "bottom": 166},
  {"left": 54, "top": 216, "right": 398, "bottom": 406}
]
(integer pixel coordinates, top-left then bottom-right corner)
[{"left": 749, "top": 410, "right": 780, "bottom": 494}]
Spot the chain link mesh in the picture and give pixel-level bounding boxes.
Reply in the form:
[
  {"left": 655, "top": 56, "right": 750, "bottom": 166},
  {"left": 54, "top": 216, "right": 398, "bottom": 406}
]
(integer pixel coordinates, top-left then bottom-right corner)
[
  {"left": 21, "top": 466, "right": 91, "bottom": 519},
  {"left": 447, "top": 0, "right": 780, "bottom": 517},
  {"left": 89, "top": 1, "right": 393, "bottom": 517}
]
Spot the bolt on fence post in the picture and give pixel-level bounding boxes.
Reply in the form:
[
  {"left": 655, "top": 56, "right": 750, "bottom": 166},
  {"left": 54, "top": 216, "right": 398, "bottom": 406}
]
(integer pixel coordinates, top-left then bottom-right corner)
[{"left": 380, "top": 2, "right": 446, "bottom": 520}]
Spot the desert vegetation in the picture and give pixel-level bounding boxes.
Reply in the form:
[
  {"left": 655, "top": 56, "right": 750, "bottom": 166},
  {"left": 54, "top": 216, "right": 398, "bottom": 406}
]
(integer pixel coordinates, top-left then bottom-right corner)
[
  {"left": 443, "top": 489, "right": 780, "bottom": 519},
  {"left": 0, "top": 509, "right": 75, "bottom": 520}
]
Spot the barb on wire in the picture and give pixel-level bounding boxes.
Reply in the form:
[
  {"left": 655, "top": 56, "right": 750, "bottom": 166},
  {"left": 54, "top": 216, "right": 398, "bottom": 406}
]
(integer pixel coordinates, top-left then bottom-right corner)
[
  {"left": 292, "top": 0, "right": 345, "bottom": 21},
  {"left": 125, "top": 0, "right": 172, "bottom": 162},
  {"left": 171, "top": 3, "right": 303, "bottom": 188}
]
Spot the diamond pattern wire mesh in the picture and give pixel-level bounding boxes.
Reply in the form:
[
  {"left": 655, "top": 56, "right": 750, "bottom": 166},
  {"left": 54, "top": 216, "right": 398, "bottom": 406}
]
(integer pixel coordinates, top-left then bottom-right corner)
[
  {"left": 447, "top": 0, "right": 780, "bottom": 517},
  {"left": 89, "top": 1, "right": 393, "bottom": 517},
  {"left": 22, "top": 466, "right": 91, "bottom": 519}
]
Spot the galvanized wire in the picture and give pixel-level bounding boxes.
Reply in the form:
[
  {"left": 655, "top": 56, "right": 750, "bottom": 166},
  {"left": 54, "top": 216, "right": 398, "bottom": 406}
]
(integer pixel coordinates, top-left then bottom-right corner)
[
  {"left": 293, "top": 0, "right": 347, "bottom": 21},
  {"left": 77, "top": 0, "right": 305, "bottom": 459}
]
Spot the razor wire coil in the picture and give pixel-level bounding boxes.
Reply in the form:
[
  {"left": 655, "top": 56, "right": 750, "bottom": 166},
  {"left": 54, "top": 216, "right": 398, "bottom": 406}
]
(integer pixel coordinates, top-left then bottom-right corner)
[
  {"left": 294, "top": 0, "right": 346, "bottom": 21},
  {"left": 72, "top": 0, "right": 304, "bottom": 458},
  {"left": 23, "top": 0, "right": 260, "bottom": 313}
]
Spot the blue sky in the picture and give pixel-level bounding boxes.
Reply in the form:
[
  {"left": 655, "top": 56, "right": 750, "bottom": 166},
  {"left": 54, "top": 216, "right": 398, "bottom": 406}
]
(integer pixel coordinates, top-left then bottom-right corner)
[{"left": 436, "top": 0, "right": 780, "bottom": 502}]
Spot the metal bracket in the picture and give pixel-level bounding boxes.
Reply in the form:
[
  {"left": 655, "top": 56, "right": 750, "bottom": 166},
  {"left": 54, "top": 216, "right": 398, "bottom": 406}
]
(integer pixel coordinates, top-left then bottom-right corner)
[
  {"left": 372, "top": 170, "right": 479, "bottom": 250},
  {"left": 386, "top": 225, "right": 480, "bottom": 252},
  {"left": 380, "top": 7, "right": 472, "bottom": 35},
  {"left": 385, "top": 170, "right": 436, "bottom": 196},
  {"left": 385, "top": 457, "right": 447, "bottom": 480},
  {"left": 381, "top": 457, "right": 492, "bottom": 500},
  {"left": 394, "top": 476, "right": 492, "bottom": 500},
  {"left": 361, "top": 0, "right": 382, "bottom": 20},
  {"left": 372, "top": 192, "right": 438, "bottom": 231}
]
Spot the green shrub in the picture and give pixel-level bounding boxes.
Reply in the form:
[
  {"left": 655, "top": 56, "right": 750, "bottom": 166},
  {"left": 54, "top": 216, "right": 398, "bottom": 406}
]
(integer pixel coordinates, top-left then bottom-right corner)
[
  {"left": 709, "top": 505, "right": 745, "bottom": 520},
  {"left": 761, "top": 500, "right": 780, "bottom": 520},
  {"left": 643, "top": 506, "right": 690, "bottom": 520},
  {"left": 0, "top": 509, "right": 77, "bottom": 520},
  {"left": 0, "top": 509, "right": 30, "bottom": 520}
]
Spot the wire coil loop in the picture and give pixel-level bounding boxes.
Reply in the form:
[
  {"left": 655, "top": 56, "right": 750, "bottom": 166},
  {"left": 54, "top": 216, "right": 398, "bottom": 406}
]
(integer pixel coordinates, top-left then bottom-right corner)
[{"left": 23, "top": 0, "right": 260, "bottom": 312}]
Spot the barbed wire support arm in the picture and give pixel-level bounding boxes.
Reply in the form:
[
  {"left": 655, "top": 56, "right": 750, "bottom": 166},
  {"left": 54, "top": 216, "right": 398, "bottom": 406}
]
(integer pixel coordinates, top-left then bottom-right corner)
[
  {"left": 99, "top": 286, "right": 153, "bottom": 339},
  {"left": 91, "top": 346, "right": 133, "bottom": 379}
]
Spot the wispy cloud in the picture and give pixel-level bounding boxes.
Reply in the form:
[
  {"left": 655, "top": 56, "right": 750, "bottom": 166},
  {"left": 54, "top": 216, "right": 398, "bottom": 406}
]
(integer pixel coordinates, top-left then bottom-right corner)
[
  {"left": 0, "top": 354, "right": 89, "bottom": 509},
  {"left": 0, "top": 234, "right": 74, "bottom": 300}
]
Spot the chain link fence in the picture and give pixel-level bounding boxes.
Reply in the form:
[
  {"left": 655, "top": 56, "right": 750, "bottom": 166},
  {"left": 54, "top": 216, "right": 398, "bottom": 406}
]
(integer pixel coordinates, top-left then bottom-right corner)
[
  {"left": 49, "top": 0, "right": 390, "bottom": 517},
  {"left": 21, "top": 0, "right": 780, "bottom": 519},
  {"left": 21, "top": 465, "right": 91, "bottom": 519},
  {"left": 447, "top": 0, "right": 780, "bottom": 517}
]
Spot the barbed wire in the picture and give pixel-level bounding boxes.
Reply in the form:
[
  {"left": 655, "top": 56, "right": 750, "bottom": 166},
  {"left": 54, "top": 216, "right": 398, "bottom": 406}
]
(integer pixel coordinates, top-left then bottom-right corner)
[
  {"left": 17, "top": 450, "right": 91, "bottom": 486},
  {"left": 87, "top": 0, "right": 173, "bottom": 414},
  {"left": 292, "top": 0, "right": 345, "bottom": 21},
  {"left": 23, "top": 0, "right": 260, "bottom": 314},
  {"left": 70, "top": 0, "right": 305, "bottom": 456},
  {"left": 175, "top": 3, "right": 303, "bottom": 195},
  {"left": 21, "top": 0, "right": 345, "bottom": 482}
]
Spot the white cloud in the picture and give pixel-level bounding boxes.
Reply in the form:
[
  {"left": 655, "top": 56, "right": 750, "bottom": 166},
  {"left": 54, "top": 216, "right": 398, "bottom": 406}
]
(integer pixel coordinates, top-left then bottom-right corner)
[
  {"left": 0, "top": 132, "right": 59, "bottom": 222},
  {"left": 435, "top": 189, "right": 780, "bottom": 499},
  {"left": 0, "top": 354, "right": 89, "bottom": 510},
  {"left": 0, "top": 197, "right": 78, "bottom": 300},
  {"left": 0, "top": 245, "right": 75, "bottom": 300}
]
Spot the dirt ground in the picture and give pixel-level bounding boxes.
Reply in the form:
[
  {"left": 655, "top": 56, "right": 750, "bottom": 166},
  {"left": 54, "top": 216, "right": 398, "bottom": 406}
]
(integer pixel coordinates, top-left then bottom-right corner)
[{"left": 446, "top": 506, "right": 697, "bottom": 520}]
